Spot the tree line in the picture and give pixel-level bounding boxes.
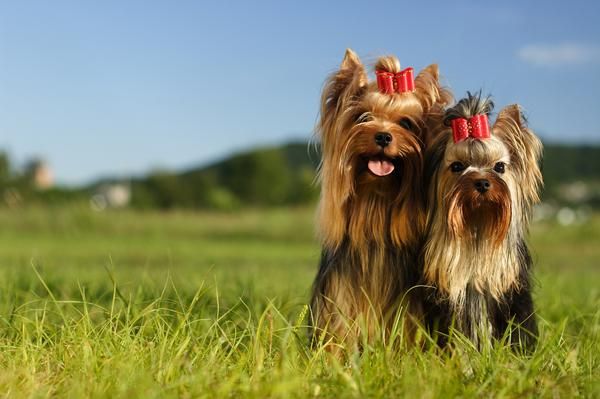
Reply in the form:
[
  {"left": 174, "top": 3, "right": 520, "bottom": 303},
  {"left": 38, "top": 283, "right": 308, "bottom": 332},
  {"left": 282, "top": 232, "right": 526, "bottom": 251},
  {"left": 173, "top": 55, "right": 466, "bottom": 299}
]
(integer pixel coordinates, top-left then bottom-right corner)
[
  {"left": 127, "top": 142, "right": 319, "bottom": 210},
  {"left": 1, "top": 142, "right": 599, "bottom": 210}
]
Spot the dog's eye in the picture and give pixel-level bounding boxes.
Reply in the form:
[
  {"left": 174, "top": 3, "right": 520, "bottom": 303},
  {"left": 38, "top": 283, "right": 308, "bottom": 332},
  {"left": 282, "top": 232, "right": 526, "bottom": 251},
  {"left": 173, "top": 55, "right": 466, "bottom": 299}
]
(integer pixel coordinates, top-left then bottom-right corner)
[
  {"left": 398, "top": 118, "right": 415, "bottom": 131},
  {"left": 494, "top": 162, "right": 506, "bottom": 174},
  {"left": 450, "top": 162, "right": 466, "bottom": 173}
]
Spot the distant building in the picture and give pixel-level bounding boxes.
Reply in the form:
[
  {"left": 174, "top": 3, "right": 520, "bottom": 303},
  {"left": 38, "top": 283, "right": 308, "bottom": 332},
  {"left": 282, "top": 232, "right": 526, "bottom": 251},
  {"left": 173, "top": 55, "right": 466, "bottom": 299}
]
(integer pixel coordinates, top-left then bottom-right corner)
[
  {"left": 558, "top": 181, "right": 590, "bottom": 203},
  {"left": 91, "top": 183, "right": 131, "bottom": 211},
  {"left": 25, "top": 159, "right": 54, "bottom": 190}
]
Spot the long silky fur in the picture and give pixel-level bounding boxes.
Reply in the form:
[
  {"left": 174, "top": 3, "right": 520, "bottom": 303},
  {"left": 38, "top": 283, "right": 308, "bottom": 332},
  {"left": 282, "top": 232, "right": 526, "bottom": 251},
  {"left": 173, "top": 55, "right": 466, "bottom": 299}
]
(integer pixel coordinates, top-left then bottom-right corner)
[
  {"left": 422, "top": 92, "right": 543, "bottom": 349},
  {"left": 310, "top": 49, "right": 452, "bottom": 351}
]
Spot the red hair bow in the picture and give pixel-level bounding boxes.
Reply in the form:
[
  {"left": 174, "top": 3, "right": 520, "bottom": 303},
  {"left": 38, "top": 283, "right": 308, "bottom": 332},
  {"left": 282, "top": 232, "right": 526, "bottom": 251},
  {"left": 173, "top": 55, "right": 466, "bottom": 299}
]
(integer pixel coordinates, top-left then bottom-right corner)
[
  {"left": 451, "top": 114, "right": 490, "bottom": 143},
  {"left": 376, "top": 67, "right": 415, "bottom": 94}
]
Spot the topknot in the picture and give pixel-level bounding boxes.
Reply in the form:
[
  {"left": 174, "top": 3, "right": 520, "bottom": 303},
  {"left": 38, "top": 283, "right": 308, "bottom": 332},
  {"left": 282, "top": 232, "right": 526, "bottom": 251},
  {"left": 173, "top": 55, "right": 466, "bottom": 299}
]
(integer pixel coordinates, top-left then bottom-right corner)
[
  {"left": 374, "top": 55, "right": 401, "bottom": 74},
  {"left": 443, "top": 91, "right": 494, "bottom": 126}
]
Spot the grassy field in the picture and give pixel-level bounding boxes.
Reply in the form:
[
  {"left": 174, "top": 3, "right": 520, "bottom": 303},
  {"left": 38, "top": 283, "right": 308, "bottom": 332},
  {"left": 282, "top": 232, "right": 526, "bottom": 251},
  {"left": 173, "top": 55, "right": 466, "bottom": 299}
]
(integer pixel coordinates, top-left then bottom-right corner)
[{"left": 0, "top": 206, "right": 598, "bottom": 398}]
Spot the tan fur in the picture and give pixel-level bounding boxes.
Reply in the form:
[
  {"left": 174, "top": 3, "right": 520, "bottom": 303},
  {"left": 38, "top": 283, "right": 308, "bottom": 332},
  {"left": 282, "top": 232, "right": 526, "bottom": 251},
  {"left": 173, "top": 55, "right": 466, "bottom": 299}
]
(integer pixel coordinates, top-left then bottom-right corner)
[
  {"left": 312, "top": 49, "right": 451, "bottom": 350},
  {"left": 424, "top": 104, "right": 543, "bottom": 312},
  {"left": 494, "top": 105, "right": 544, "bottom": 224},
  {"left": 417, "top": 65, "right": 454, "bottom": 147}
]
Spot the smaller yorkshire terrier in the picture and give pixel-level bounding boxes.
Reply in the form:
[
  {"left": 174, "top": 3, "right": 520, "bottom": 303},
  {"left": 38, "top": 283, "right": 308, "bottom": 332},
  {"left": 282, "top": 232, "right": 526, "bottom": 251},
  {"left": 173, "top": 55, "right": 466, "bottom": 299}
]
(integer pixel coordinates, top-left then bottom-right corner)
[
  {"left": 310, "top": 49, "right": 451, "bottom": 351},
  {"left": 422, "top": 92, "right": 543, "bottom": 350}
]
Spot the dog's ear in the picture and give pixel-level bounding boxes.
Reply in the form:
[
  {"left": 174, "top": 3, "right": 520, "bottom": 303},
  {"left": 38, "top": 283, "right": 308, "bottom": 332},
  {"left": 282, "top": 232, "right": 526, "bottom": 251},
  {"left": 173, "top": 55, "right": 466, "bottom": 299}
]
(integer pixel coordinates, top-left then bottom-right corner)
[
  {"left": 494, "top": 104, "right": 544, "bottom": 211},
  {"left": 414, "top": 64, "right": 452, "bottom": 113},
  {"left": 317, "top": 49, "right": 367, "bottom": 249},
  {"left": 340, "top": 48, "right": 364, "bottom": 71},
  {"left": 318, "top": 49, "right": 367, "bottom": 146},
  {"left": 414, "top": 64, "right": 452, "bottom": 147}
]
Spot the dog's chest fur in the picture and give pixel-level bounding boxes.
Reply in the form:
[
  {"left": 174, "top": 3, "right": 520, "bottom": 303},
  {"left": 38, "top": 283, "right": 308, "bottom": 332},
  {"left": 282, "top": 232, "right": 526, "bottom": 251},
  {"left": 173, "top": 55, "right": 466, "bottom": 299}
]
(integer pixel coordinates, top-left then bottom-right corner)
[{"left": 457, "top": 285, "right": 494, "bottom": 346}]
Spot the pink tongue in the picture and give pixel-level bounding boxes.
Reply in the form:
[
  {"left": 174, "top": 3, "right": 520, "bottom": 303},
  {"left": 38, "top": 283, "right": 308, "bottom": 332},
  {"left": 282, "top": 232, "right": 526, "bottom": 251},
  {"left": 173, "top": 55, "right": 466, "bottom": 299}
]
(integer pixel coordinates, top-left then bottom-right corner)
[{"left": 368, "top": 158, "right": 395, "bottom": 176}]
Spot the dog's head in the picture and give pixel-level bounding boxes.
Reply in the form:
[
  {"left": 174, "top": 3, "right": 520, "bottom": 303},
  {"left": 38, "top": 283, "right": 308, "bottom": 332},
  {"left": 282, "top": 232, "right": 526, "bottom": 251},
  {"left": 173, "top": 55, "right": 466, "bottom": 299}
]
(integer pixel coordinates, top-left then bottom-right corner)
[
  {"left": 317, "top": 49, "right": 450, "bottom": 248},
  {"left": 426, "top": 92, "right": 543, "bottom": 246}
]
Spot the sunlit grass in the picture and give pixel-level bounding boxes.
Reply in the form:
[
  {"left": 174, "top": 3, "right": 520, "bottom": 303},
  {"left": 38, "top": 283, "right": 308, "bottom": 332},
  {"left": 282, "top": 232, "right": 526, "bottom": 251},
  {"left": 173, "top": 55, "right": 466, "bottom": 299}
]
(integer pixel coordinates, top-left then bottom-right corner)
[{"left": 0, "top": 206, "right": 598, "bottom": 397}]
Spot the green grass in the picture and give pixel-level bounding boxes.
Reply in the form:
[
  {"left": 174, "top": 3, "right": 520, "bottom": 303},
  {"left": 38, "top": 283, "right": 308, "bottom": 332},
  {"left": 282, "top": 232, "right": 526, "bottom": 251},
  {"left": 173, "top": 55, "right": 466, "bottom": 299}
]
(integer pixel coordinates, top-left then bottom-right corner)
[{"left": 0, "top": 206, "right": 598, "bottom": 398}]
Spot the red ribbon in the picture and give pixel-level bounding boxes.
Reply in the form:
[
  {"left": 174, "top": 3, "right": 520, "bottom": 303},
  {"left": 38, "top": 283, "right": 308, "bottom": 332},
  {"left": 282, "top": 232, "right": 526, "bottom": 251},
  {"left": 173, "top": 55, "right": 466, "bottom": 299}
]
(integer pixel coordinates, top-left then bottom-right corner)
[
  {"left": 375, "top": 67, "right": 415, "bottom": 94},
  {"left": 451, "top": 114, "right": 490, "bottom": 143}
]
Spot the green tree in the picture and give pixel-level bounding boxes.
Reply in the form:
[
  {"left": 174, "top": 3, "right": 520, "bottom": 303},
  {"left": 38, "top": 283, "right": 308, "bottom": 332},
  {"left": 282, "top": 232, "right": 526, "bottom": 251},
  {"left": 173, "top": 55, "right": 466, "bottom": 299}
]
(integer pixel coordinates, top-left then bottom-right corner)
[{"left": 218, "top": 149, "right": 292, "bottom": 205}]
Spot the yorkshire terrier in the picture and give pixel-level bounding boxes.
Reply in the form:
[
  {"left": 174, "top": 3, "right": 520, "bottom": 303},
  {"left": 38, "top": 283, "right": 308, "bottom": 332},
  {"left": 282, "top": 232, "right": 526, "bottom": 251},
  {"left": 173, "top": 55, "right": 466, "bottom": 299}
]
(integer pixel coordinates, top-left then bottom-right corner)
[
  {"left": 310, "top": 49, "right": 451, "bottom": 351},
  {"left": 422, "top": 92, "right": 543, "bottom": 350}
]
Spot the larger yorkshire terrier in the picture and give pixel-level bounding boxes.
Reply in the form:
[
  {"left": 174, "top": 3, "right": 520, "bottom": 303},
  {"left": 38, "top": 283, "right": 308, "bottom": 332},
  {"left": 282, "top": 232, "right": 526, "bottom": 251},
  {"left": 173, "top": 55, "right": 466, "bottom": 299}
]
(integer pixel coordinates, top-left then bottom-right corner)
[
  {"left": 422, "top": 92, "right": 543, "bottom": 350},
  {"left": 310, "top": 49, "right": 450, "bottom": 350}
]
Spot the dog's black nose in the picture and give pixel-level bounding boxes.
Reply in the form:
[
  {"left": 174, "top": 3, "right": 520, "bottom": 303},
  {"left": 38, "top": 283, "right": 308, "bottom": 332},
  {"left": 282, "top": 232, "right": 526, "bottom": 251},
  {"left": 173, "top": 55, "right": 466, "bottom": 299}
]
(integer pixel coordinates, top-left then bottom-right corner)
[
  {"left": 474, "top": 179, "right": 491, "bottom": 193},
  {"left": 375, "top": 132, "right": 392, "bottom": 147}
]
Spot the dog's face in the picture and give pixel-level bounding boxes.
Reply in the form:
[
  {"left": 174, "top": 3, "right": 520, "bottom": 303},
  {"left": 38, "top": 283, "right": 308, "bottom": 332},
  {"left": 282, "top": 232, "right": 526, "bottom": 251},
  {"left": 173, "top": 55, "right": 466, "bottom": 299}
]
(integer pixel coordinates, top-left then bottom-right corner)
[
  {"left": 426, "top": 99, "right": 543, "bottom": 248},
  {"left": 436, "top": 136, "right": 513, "bottom": 245},
  {"left": 319, "top": 50, "right": 447, "bottom": 197},
  {"left": 338, "top": 89, "right": 424, "bottom": 192}
]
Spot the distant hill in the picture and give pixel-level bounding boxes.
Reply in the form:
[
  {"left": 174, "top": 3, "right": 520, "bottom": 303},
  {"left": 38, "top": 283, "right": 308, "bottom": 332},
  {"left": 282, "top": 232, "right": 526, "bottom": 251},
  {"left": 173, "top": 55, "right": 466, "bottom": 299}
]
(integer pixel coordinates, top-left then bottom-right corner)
[
  {"left": 121, "top": 141, "right": 600, "bottom": 210},
  {"left": 127, "top": 142, "right": 320, "bottom": 209}
]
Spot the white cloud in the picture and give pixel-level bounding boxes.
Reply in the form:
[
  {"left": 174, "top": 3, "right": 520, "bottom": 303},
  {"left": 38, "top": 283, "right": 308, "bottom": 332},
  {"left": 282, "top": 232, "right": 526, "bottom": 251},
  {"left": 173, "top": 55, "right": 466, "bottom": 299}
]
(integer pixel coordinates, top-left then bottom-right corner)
[{"left": 517, "top": 43, "right": 600, "bottom": 67}]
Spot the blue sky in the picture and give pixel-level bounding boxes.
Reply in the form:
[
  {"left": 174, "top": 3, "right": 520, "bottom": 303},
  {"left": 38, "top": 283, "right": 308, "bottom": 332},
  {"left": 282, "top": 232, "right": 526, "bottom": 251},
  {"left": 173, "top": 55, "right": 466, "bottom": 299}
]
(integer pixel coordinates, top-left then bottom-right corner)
[{"left": 1, "top": 1, "right": 599, "bottom": 184}]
